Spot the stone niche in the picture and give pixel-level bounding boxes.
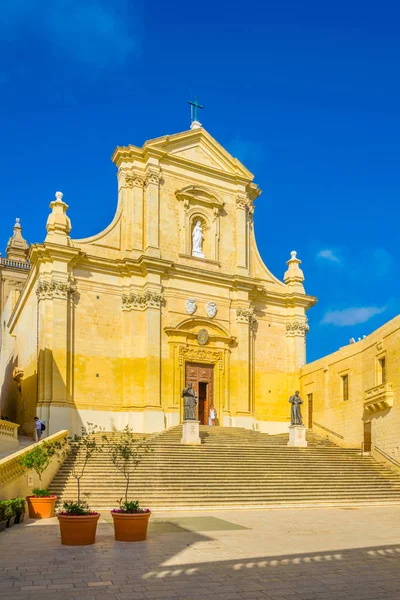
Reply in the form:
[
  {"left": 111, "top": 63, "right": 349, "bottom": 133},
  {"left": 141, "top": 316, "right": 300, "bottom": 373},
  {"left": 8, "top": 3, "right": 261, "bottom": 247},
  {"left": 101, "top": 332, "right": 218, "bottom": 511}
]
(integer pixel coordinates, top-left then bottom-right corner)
[{"left": 175, "top": 185, "right": 225, "bottom": 262}]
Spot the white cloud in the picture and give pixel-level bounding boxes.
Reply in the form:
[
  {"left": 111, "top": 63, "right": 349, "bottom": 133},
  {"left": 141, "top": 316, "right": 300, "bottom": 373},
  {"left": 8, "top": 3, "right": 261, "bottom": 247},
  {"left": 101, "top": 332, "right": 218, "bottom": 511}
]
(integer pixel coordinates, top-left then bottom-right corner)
[
  {"left": 317, "top": 249, "right": 340, "bottom": 263},
  {"left": 321, "top": 306, "right": 387, "bottom": 327},
  {"left": 0, "top": 1, "right": 141, "bottom": 67}
]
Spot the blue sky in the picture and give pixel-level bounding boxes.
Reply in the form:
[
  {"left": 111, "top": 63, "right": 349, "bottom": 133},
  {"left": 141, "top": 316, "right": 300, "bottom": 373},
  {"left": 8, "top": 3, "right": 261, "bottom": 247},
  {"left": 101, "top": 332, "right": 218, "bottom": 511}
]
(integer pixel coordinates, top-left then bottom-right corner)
[{"left": 0, "top": 0, "right": 399, "bottom": 362}]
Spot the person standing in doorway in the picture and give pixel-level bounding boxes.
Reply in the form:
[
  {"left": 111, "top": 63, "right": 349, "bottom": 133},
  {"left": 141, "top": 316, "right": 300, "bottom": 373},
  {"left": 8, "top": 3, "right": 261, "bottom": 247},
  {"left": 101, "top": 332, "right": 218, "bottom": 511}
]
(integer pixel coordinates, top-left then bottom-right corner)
[
  {"left": 34, "top": 416, "right": 44, "bottom": 441},
  {"left": 209, "top": 405, "right": 217, "bottom": 426}
]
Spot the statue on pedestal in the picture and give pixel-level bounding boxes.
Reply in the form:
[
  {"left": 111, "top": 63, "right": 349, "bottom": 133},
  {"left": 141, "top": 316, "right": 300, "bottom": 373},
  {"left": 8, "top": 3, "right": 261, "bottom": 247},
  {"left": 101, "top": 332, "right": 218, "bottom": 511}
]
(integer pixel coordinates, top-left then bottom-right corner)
[
  {"left": 192, "top": 221, "right": 204, "bottom": 257},
  {"left": 289, "top": 390, "right": 303, "bottom": 425},
  {"left": 182, "top": 382, "right": 197, "bottom": 420}
]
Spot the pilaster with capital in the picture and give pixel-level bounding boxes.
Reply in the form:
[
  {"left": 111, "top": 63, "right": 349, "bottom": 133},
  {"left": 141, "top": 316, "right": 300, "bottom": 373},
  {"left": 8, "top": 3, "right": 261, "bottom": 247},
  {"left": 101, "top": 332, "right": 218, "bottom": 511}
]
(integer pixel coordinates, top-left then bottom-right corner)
[
  {"left": 144, "top": 167, "right": 161, "bottom": 257},
  {"left": 122, "top": 290, "right": 164, "bottom": 311},
  {"left": 235, "top": 194, "right": 253, "bottom": 272},
  {"left": 121, "top": 170, "right": 144, "bottom": 251},
  {"left": 121, "top": 287, "right": 164, "bottom": 409},
  {"left": 36, "top": 275, "right": 77, "bottom": 422},
  {"left": 233, "top": 305, "right": 257, "bottom": 415},
  {"left": 286, "top": 317, "right": 308, "bottom": 370}
]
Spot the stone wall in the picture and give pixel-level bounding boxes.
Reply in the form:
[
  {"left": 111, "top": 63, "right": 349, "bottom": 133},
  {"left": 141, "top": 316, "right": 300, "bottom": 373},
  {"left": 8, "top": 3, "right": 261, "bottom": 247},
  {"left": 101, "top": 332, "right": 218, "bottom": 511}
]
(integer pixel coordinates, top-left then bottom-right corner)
[{"left": 300, "top": 315, "right": 400, "bottom": 464}]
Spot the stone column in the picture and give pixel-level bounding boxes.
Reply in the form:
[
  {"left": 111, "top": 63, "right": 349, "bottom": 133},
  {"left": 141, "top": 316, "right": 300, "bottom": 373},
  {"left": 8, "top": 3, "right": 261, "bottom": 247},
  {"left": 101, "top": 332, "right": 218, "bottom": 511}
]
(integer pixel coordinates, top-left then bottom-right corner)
[{"left": 144, "top": 168, "right": 161, "bottom": 257}]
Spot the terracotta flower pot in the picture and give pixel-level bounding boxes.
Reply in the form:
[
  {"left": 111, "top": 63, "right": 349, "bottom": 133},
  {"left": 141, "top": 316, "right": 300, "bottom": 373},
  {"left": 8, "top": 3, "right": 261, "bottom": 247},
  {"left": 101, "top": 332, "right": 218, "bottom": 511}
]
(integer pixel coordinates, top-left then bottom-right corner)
[
  {"left": 111, "top": 511, "right": 151, "bottom": 542},
  {"left": 27, "top": 496, "right": 57, "bottom": 519},
  {"left": 57, "top": 513, "right": 100, "bottom": 546}
]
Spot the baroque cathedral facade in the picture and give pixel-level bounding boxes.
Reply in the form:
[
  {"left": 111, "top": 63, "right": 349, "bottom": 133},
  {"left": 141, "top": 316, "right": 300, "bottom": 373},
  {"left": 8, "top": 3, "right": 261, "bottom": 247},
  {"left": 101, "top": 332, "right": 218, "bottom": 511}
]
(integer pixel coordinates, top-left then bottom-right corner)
[{"left": 0, "top": 124, "right": 316, "bottom": 436}]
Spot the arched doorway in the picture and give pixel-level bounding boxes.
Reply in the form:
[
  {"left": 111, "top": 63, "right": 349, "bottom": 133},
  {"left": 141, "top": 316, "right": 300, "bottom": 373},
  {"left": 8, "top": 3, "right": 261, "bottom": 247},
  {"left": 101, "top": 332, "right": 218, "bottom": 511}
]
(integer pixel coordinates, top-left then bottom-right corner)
[{"left": 185, "top": 362, "right": 214, "bottom": 424}]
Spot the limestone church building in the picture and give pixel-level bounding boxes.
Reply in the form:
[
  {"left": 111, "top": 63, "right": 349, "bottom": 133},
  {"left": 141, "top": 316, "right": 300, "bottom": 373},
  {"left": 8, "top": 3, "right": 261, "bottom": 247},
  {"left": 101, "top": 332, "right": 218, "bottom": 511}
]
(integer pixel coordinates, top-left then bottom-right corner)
[{"left": 0, "top": 124, "right": 317, "bottom": 437}]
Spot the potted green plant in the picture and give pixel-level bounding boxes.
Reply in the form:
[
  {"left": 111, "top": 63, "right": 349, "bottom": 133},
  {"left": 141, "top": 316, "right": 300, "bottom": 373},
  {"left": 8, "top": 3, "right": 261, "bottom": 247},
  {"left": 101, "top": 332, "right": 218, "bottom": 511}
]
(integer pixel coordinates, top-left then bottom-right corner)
[
  {"left": 0, "top": 501, "right": 8, "bottom": 532},
  {"left": 11, "top": 498, "right": 26, "bottom": 524},
  {"left": 102, "top": 426, "right": 153, "bottom": 542},
  {"left": 4, "top": 500, "right": 16, "bottom": 528},
  {"left": 57, "top": 424, "right": 102, "bottom": 546},
  {"left": 18, "top": 439, "right": 67, "bottom": 519}
]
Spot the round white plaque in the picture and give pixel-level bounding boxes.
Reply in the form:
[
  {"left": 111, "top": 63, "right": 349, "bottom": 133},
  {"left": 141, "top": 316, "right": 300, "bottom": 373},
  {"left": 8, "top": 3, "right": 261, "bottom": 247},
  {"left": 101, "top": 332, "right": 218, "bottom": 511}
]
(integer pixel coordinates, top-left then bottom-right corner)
[
  {"left": 185, "top": 298, "right": 197, "bottom": 315},
  {"left": 206, "top": 301, "right": 217, "bottom": 318}
]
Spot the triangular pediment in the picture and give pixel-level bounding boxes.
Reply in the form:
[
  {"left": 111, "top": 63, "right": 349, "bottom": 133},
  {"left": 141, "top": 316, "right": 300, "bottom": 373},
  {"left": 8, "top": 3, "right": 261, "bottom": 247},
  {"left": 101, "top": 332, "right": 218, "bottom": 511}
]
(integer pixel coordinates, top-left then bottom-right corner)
[{"left": 142, "top": 128, "right": 254, "bottom": 179}]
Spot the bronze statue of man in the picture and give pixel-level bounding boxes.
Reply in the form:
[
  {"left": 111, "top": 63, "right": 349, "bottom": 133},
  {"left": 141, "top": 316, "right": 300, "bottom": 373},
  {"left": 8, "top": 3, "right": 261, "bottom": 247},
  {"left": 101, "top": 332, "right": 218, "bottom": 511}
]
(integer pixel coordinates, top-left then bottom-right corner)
[
  {"left": 289, "top": 390, "right": 303, "bottom": 425},
  {"left": 182, "top": 382, "right": 197, "bottom": 420}
]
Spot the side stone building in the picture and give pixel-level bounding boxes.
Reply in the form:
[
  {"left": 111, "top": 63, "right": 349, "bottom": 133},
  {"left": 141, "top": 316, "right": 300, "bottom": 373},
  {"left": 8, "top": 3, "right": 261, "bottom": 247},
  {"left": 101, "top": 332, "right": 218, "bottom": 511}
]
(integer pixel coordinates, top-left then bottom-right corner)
[
  {"left": 0, "top": 125, "right": 316, "bottom": 436},
  {"left": 300, "top": 315, "right": 400, "bottom": 467},
  {"left": 0, "top": 219, "right": 30, "bottom": 420}
]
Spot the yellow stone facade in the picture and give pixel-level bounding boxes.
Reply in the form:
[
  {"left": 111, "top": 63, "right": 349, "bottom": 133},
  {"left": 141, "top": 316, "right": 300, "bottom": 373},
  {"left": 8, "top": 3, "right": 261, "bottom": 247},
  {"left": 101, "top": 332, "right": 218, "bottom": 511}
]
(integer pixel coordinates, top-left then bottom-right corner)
[
  {"left": 0, "top": 126, "right": 316, "bottom": 436},
  {"left": 300, "top": 315, "right": 400, "bottom": 466}
]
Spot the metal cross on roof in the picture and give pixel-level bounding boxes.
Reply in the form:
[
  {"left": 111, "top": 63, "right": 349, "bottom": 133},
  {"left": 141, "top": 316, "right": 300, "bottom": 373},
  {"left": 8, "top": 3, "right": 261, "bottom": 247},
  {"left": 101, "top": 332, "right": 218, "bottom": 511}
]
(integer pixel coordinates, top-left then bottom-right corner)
[{"left": 189, "top": 97, "right": 204, "bottom": 123}]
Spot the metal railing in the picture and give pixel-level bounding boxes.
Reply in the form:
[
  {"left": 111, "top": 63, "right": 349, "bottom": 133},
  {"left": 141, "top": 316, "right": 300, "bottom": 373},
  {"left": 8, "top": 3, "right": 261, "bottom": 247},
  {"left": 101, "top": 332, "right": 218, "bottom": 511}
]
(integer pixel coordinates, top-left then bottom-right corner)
[
  {"left": 313, "top": 421, "right": 344, "bottom": 440},
  {"left": 373, "top": 445, "right": 400, "bottom": 469}
]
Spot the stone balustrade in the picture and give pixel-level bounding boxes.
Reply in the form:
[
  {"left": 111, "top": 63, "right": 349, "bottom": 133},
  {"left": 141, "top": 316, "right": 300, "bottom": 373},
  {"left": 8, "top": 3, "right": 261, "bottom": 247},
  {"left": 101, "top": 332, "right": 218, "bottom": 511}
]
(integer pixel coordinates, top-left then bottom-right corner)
[
  {"left": 364, "top": 382, "right": 394, "bottom": 412},
  {"left": 0, "top": 430, "right": 69, "bottom": 499},
  {"left": 0, "top": 257, "right": 30, "bottom": 269},
  {"left": 0, "top": 419, "right": 19, "bottom": 440},
  {"left": 0, "top": 419, "right": 19, "bottom": 454}
]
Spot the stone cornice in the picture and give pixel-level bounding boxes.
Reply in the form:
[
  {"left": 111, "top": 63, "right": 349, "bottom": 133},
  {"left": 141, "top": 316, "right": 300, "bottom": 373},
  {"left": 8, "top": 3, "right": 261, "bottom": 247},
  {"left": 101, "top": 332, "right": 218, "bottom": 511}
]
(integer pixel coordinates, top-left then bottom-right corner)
[
  {"left": 175, "top": 185, "right": 225, "bottom": 211},
  {"left": 29, "top": 243, "right": 82, "bottom": 269},
  {"left": 13, "top": 249, "right": 316, "bottom": 313},
  {"left": 112, "top": 127, "right": 254, "bottom": 179},
  {"left": 113, "top": 154, "right": 255, "bottom": 190}
]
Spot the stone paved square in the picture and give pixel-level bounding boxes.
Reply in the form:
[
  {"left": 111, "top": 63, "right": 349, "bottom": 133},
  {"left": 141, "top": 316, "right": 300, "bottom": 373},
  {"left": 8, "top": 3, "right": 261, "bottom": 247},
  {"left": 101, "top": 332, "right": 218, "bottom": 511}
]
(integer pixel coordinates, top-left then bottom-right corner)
[{"left": 1, "top": 506, "right": 400, "bottom": 600}]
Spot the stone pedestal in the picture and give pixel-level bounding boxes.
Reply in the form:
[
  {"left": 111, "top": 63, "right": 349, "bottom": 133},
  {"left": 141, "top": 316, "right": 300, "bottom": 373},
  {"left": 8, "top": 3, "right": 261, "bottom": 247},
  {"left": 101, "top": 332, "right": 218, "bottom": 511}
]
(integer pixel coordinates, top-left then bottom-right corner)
[
  {"left": 287, "top": 425, "right": 308, "bottom": 447},
  {"left": 181, "top": 420, "right": 201, "bottom": 445}
]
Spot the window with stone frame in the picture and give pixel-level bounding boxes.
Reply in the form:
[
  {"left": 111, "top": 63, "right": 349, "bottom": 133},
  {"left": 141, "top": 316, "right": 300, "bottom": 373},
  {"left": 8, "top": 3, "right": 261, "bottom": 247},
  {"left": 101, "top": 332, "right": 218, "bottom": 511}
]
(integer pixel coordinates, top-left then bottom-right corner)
[
  {"left": 378, "top": 357, "right": 386, "bottom": 385},
  {"left": 341, "top": 374, "right": 349, "bottom": 401}
]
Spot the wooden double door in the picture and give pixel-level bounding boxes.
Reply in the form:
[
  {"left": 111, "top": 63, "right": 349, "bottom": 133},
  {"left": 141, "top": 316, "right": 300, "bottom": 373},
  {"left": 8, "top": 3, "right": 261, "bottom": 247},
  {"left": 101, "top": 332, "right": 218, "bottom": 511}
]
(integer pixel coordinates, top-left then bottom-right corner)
[{"left": 185, "top": 362, "right": 214, "bottom": 425}]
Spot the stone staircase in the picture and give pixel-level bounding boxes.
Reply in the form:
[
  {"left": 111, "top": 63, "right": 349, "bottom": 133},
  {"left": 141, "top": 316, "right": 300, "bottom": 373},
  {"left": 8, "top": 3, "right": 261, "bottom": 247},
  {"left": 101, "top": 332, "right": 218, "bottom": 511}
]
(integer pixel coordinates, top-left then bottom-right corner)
[{"left": 50, "top": 425, "right": 400, "bottom": 509}]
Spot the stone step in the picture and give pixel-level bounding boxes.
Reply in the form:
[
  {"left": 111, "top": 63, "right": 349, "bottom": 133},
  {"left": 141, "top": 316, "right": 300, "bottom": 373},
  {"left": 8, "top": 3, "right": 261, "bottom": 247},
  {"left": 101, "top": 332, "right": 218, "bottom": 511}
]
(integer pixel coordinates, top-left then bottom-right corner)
[
  {"left": 51, "top": 426, "right": 400, "bottom": 508},
  {"left": 54, "top": 494, "right": 400, "bottom": 501},
  {"left": 53, "top": 477, "right": 400, "bottom": 485}
]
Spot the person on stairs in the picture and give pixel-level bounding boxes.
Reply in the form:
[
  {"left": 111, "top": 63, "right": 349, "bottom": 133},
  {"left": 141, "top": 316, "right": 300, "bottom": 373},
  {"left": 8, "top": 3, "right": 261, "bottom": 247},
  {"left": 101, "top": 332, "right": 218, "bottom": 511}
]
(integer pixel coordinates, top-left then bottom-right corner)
[
  {"left": 208, "top": 405, "right": 217, "bottom": 426},
  {"left": 34, "top": 416, "right": 45, "bottom": 441}
]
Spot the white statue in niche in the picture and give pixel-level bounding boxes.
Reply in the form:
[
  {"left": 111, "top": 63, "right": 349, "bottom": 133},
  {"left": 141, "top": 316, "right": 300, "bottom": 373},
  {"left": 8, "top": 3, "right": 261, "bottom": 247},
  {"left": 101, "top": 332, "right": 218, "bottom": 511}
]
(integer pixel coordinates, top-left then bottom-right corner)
[{"left": 192, "top": 220, "right": 205, "bottom": 258}]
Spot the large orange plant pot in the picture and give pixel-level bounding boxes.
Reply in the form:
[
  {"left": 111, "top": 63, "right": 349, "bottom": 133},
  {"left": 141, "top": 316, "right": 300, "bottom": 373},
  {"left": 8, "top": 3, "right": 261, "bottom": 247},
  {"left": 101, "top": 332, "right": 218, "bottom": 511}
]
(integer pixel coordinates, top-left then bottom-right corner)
[
  {"left": 26, "top": 496, "right": 57, "bottom": 519},
  {"left": 57, "top": 513, "right": 100, "bottom": 545},
  {"left": 111, "top": 511, "right": 151, "bottom": 542}
]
